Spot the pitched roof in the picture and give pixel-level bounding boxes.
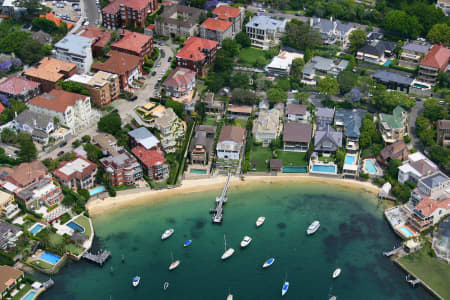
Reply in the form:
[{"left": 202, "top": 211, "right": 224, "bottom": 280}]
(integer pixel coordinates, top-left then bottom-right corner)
[
  {"left": 53, "top": 157, "right": 97, "bottom": 182},
  {"left": 213, "top": 5, "right": 241, "bottom": 18},
  {"left": 415, "top": 197, "right": 450, "bottom": 217},
  {"left": 420, "top": 171, "right": 449, "bottom": 189},
  {"left": 286, "top": 104, "right": 306, "bottom": 115},
  {"left": 102, "top": 0, "right": 126, "bottom": 14},
  {"left": 228, "top": 105, "right": 252, "bottom": 114},
  {"left": 25, "top": 57, "right": 76, "bottom": 83},
  {"left": 0, "top": 266, "right": 23, "bottom": 295},
  {"left": 270, "top": 158, "right": 282, "bottom": 169},
  {"left": 0, "top": 103, "right": 4, "bottom": 114},
  {"left": 39, "top": 12, "right": 73, "bottom": 29},
  {"left": 15, "top": 110, "right": 53, "bottom": 129},
  {"left": 379, "top": 140, "right": 409, "bottom": 161},
  {"left": 28, "top": 89, "right": 87, "bottom": 113},
  {"left": 314, "top": 125, "right": 342, "bottom": 150},
  {"left": 128, "top": 127, "right": 160, "bottom": 149},
  {"left": 0, "top": 76, "right": 40, "bottom": 95},
  {"left": 358, "top": 39, "right": 397, "bottom": 57},
  {"left": 311, "top": 18, "right": 354, "bottom": 35},
  {"left": 438, "top": 119, "right": 450, "bottom": 130},
  {"left": 132, "top": 147, "right": 166, "bottom": 167},
  {"left": 0, "top": 161, "right": 47, "bottom": 187},
  {"left": 420, "top": 44, "right": 450, "bottom": 70},
  {"left": 402, "top": 42, "right": 431, "bottom": 54},
  {"left": 79, "top": 26, "right": 112, "bottom": 47},
  {"left": 373, "top": 69, "right": 414, "bottom": 86},
  {"left": 246, "top": 15, "right": 285, "bottom": 31},
  {"left": 123, "top": 0, "right": 151, "bottom": 10},
  {"left": 380, "top": 106, "right": 406, "bottom": 129},
  {"left": 334, "top": 108, "right": 366, "bottom": 138},
  {"left": 218, "top": 125, "right": 245, "bottom": 143},
  {"left": 163, "top": 67, "right": 196, "bottom": 88},
  {"left": 283, "top": 122, "right": 312, "bottom": 143},
  {"left": 91, "top": 51, "right": 140, "bottom": 76},
  {"left": 159, "top": 5, "right": 204, "bottom": 28},
  {"left": 201, "top": 18, "right": 232, "bottom": 32},
  {"left": 316, "top": 107, "right": 334, "bottom": 119},
  {"left": 111, "top": 30, "right": 151, "bottom": 54},
  {"left": 176, "top": 37, "right": 218, "bottom": 61}
]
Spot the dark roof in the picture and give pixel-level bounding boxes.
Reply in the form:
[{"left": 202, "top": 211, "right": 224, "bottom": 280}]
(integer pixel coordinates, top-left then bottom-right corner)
[
  {"left": 402, "top": 42, "right": 431, "bottom": 54},
  {"left": 438, "top": 120, "right": 450, "bottom": 130},
  {"left": 358, "top": 39, "right": 397, "bottom": 57},
  {"left": 0, "top": 221, "right": 20, "bottom": 247},
  {"left": 270, "top": 159, "right": 282, "bottom": 169},
  {"left": 372, "top": 70, "right": 414, "bottom": 86},
  {"left": 334, "top": 108, "right": 366, "bottom": 138},
  {"left": 218, "top": 125, "right": 245, "bottom": 143},
  {"left": 421, "top": 171, "right": 449, "bottom": 189},
  {"left": 314, "top": 125, "right": 342, "bottom": 151},
  {"left": 283, "top": 122, "right": 312, "bottom": 143},
  {"left": 286, "top": 104, "right": 307, "bottom": 115}
]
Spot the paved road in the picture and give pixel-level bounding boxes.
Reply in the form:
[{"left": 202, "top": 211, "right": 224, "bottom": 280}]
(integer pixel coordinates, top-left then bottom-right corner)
[
  {"left": 82, "top": 0, "right": 101, "bottom": 26},
  {"left": 408, "top": 99, "right": 425, "bottom": 151}
]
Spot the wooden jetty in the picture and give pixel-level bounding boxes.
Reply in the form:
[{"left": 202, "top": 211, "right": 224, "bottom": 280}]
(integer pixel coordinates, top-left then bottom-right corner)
[
  {"left": 43, "top": 279, "right": 54, "bottom": 289},
  {"left": 82, "top": 250, "right": 111, "bottom": 266},
  {"left": 210, "top": 173, "right": 231, "bottom": 224},
  {"left": 383, "top": 245, "right": 403, "bottom": 257}
]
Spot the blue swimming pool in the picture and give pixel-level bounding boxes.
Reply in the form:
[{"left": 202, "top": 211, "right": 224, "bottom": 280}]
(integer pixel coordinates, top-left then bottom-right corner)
[
  {"left": 384, "top": 59, "right": 392, "bottom": 66},
  {"left": 67, "top": 221, "right": 85, "bottom": 233},
  {"left": 22, "top": 290, "right": 36, "bottom": 300},
  {"left": 399, "top": 227, "right": 414, "bottom": 238},
  {"left": 29, "top": 223, "right": 43, "bottom": 235},
  {"left": 89, "top": 186, "right": 105, "bottom": 196},
  {"left": 39, "top": 251, "right": 61, "bottom": 265},
  {"left": 311, "top": 164, "right": 336, "bottom": 173},
  {"left": 364, "top": 160, "right": 378, "bottom": 174},
  {"left": 344, "top": 155, "right": 355, "bottom": 165},
  {"left": 282, "top": 166, "right": 308, "bottom": 173},
  {"left": 190, "top": 169, "right": 207, "bottom": 174}
]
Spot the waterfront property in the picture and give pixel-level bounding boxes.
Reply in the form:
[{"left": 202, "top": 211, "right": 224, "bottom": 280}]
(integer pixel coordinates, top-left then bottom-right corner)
[
  {"left": 334, "top": 108, "right": 366, "bottom": 153},
  {"left": 53, "top": 157, "right": 98, "bottom": 191},
  {"left": 89, "top": 186, "right": 105, "bottom": 196},
  {"left": 379, "top": 106, "right": 407, "bottom": 144},
  {"left": 38, "top": 251, "right": 61, "bottom": 265},
  {"left": 432, "top": 218, "right": 450, "bottom": 263},
  {"left": 314, "top": 125, "right": 342, "bottom": 155},
  {"left": 128, "top": 127, "right": 161, "bottom": 151},
  {"left": 252, "top": 109, "right": 281, "bottom": 146},
  {"left": 0, "top": 265, "right": 24, "bottom": 298},
  {"left": 189, "top": 125, "right": 217, "bottom": 165},
  {"left": 343, "top": 154, "right": 358, "bottom": 179},
  {"left": 310, "top": 163, "right": 337, "bottom": 175},
  {"left": 362, "top": 159, "right": 383, "bottom": 177},
  {"left": 99, "top": 147, "right": 143, "bottom": 186},
  {"left": 377, "top": 140, "right": 409, "bottom": 167},
  {"left": 398, "top": 152, "right": 438, "bottom": 184},
  {"left": 0, "top": 221, "right": 21, "bottom": 249},
  {"left": 131, "top": 147, "right": 169, "bottom": 181},
  {"left": 283, "top": 122, "right": 312, "bottom": 152},
  {"left": 216, "top": 125, "right": 245, "bottom": 161}
]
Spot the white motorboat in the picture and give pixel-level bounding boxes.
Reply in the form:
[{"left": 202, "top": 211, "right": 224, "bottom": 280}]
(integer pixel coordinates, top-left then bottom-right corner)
[
  {"left": 221, "top": 234, "right": 235, "bottom": 260},
  {"left": 227, "top": 294, "right": 233, "bottom": 300},
  {"left": 262, "top": 257, "right": 275, "bottom": 268},
  {"left": 161, "top": 228, "right": 174, "bottom": 240},
  {"left": 256, "top": 216, "right": 266, "bottom": 227},
  {"left": 132, "top": 276, "right": 140, "bottom": 287},
  {"left": 306, "top": 220, "right": 320, "bottom": 235},
  {"left": 329, "top": 296, "right": 337, "bottom": 300},
  {"left": 163, "top": 282, "right": 169, "bottom": 291},
  {"left": 332, "top": 268, "right": 341, "bottom": 279},
  {"left": 240, "top": 236, "right": 252, "bottom": 248},
  {"left": 281, "top": 281, "right": 289, "bottom": 296},
  {"left": 169, "top": 260, "right": 180, "bottom": 271}
]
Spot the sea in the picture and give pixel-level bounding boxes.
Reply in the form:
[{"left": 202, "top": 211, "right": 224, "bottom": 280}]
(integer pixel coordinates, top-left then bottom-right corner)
[{"left": 40, "top": 181, "right": 434, "bottom": 300}]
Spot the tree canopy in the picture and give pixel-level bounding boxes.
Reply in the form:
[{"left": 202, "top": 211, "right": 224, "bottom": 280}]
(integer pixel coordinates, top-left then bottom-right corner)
[
  {"left": 235, "top": 32, "right": 251, "bottom": 48},
  {"left": 267, "top": 88, "right": 287, "bottom": 103},
  {"left": 427, "top": 23, "right": 450, "bottom": 45},
  {"left": 317, "top": 76, "right": 339, "bottom": 98},
  {"left": 337, "top": 70, "right": 358, "bottom": 94},
  {"left": 372, "top": 86, "right": 415, "bottom": 112},
  {"left": 348, "top": 29, "right": 367, "bottom": 53},
  {"left": 98, "top": 113, "right": 122, "bottom": 134},
  {"left": 290, "top": 58, "right": 305, "bottom": 81},
  {"left": 13, "top": 0, "right": 42, "bottom": 15},
  {"left": 57, "top": 80, "right": 90, "bottom": 96},
  {"left": 231, "top": 88, "right": 257, "bottom": 105},
  {"left": 282, "top": 19, "right": 321, "bottom": 51},
  {"left": 384, "top": 10, "right": 421, "bottom": 38}
]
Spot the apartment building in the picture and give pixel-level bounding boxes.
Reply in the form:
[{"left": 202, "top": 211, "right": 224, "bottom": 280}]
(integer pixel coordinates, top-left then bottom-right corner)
[
  {"left": 379, "top": 106, "right": 407, "bottom": 144},
  {"left": 99, "top": 147, "right": 143, "bottom": 186},
  {"left": 246, "top": 15, "right": 286, "bottom": 50},
  {"left": 175, "top": 36, "right": 218, "bottom": 77},
  {"left": 102, "top": 0, "right": 158, "bottom": 29},
  {"left": 418, "top": 44, "right": 450, "bottom": 85},
  {"left": 200, "top": 18, "right": 233, "bottom": 44},
  {"left": 0, "top": 76, "right": 41, "bottom": 102},
  {"left": 53, "top": 157, "right": 98, "bottom": 191},
  {"left": 155, "top": 5, "right": 204, "bottom": 38},
  {"left": 162, "top": 67, "right": 196, "bottom": 98},
  {"left": 437, "top": 119, "right": 450, "bottom": 148},
  {"left": 79, "top": 26, "right": 112, "bottom": 57},
  {"left": 212, "top": 5, "right": 244, "bottom": 36},
  {"left": 398, "top": 152, "right": 438, "bottom": 184},
  {"left": 131, "top": 147, "right": 169, "bottom": 181},
  {"left": 111, "top": 30, "right": 153, "bottom": 66},
  {"left": 25, "top": 57, "right": 77, "bottom": 92},
  {"left": 399, "top": 42, "right": 431, "bottom": 69},
  {"left": 54, "top": 34, "right": 94, "bottom": 73}
]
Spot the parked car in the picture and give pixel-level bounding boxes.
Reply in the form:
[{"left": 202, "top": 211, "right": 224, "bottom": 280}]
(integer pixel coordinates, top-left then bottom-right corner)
[
  {"left": 130, "top": 95, "right": 138, "bottom": 101},
  {"left": 59, "top": 141, "right": 67, "bottom": 148},
  {"left": 157, "top": 62, "right": 161, "bottom": 67},
  {"left": 112, "top": 109, "right": 119, "bottom": 113},
  {"left": 151, "top": 71, "right": 156, "bottom": 76},
  {"left": 161, "top": 50, "right": 165, "bottom": 58},
  {"left": 57, "top": 151, "right": 65, "bottom": 157},
  {"left": 168, "top": 57, "right": 172, "bottom": 62}
]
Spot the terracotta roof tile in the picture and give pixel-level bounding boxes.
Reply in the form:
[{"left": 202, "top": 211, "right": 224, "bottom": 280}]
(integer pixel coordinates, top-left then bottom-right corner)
[
  {"left": 163, "top": 67, "right": 196, "bottom": 88},
  {"left": 438, "top": 119, "right": 450, "bottom": 130},
  {"left": 28, "top": 89, "right": 87, "bottom": 113},
  {"left": 53, "top": 157, "right": 97, "bottom": 182},
  {"left": 201, "top": 18, "right": 232, "bottom": 32},
  {"left": 0, "top": 103, "right": 4, "bottom": 114},
  {"left": 416, "top": 197, "right": 450, "bottom": 217},
  {"left": 102, "top": 0, "right": 126, "bottom": 14},
  {"left": 25, "top": 57, "right": 77, "bottom": 83},
  {"left": 213, "top": 5, "right": 240, "bottom": 18},
  {"left": 79, "top": 26, "right": 112, "bottom": 47},
  {"left": 218, "top": 125, "right": 245, "bottom": 143},
  {"left": 0, "top": 77, "right": 40, "bottom": 96},
  {"left": 0, "top": 161, "right": 47, "bottom": 187},
  {"left": 91, "top": 51, "right": 140, "bottom": 76},
  {"left": 420, "top": 44, "right": 450, "bottom": 70},
  {"left": 111, "top": 30, "right": 151, "bottom": 54},
  {"left": 39, "top": 12, "right": 73, "bottom": 29},
  {"left": 176, "top": 36, "right": 218, "bottom": 61},
  {"left": 132, "top": 147, "right": 166, "bottom": 167}
]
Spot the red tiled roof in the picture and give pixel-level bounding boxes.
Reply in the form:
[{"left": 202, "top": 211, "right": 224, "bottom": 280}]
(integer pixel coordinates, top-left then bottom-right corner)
[
  {"left": 146, "top": 24, "right": 155, "bottom": 31},
  {"left": 111, "top": 30, "right": 151, "bottom": 54},
  {"left": 28, "top": 89, "right": 87, "bottom": 113},
  {"left": 0, "top": 76, "right": 40, "bottom": 96},
  {"left": 79, "top": 26, "right": 112, "bottom": 47},
  {"left": 92, "top": 51, "right": 141, "bottom": 76},
  {"left": 132, "top": 147, "right": 166, "bottom": 167},
  {"left": 213, "top": 5, "right": 241, "bottom": 18},
  {"left": 201, "top": 18, "right": 232, "bottom": 32},
  {"left": 53, "top": 157, "right": 97, "bottom": 182},
  {"left": 420, "top": 44, "right": 450, "bottom": 71},
  {"left": 163, "top": 67, "right": 195, "bottom": 88},
  {"left": 176, "top": 36, "right": 218, "bottom": 61},
  {"left": 416, "top": 197, "right": 450, "bottom": 217},
  {"left": 39, "top": 12, "right": 73, "bottom": 29},
  {"left": 102, "top": 0, "right": 126, "bottom": 14},
  {"left": 0, "top": 103, "right": 4, "bottom": 114},
  {"left": 0, "top": 161, "right": 48, "bottom": 187},
  {"left": 123, "top": 0, "right": 150, "bottom": 10}
]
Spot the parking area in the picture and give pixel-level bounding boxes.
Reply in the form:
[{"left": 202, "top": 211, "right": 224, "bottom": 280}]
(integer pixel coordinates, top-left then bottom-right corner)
[{"left": 44, "top": 1, "right": 82, "bottom": 23}]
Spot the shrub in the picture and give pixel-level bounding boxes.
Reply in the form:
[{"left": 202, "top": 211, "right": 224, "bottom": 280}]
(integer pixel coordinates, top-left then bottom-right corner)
[
  {"left": 46, "top": 204, "right": 58, "bottom": 212},
  {"left": 403, "top": 135, "right": 411, "bottom": 143}
]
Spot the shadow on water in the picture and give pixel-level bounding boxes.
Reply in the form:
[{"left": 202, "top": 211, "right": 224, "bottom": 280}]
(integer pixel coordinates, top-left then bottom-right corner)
[{"left": 277, "top": 222, "right": 287, "bottom": 229}]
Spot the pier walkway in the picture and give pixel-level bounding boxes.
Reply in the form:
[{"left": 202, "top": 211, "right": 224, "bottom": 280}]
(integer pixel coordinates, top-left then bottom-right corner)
[
  {"left": 383, "top": 245, "right": 403, "bottom": 257},
  {"left": 82, "top": 250, "right": 111, "bottom": 266},
  {"left": 210, "top": 173, "right": 231, "bottom": 224}
]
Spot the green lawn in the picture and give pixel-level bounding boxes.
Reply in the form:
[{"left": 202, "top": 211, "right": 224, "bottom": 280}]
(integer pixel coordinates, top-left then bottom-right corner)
[
  {"left": 65, "top": 243, "right": 84, "bottom": 255},
  {"left": 397, "top": 244, "right": 450, "bottom": 300},
  {"left": 238, "top": 48, "right": 269, "bottom": 67},
  {"left": 74, "top": 215, "right": 92, "bottom": 238},
  {"left": 11, "top": 283, "right": 31, "bottom": 300},
  {"left": 277, "top": 151, "right": 308, "bottom": 166},
  {"left": 202, "top": 119, "right": 217, "bottom": 126},
  {"left": 233, "top": 118, "right": 247, "bottom": 128},
  {"left": 115, "top": 184, "right": 136, "bottom": 191},
  {"left": 29, "top": 259, "right": 53, "bottom": 270},
  {"left": 249, "top": 146, "right": 273, "bottom": 172},
  {"left": 49, "top": 233, "right": 63, "bottom": 247}
]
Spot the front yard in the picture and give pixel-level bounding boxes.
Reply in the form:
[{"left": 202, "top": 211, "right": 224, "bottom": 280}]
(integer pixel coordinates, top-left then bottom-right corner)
[
  {"left": 397, "top": 243, "right": 450, "bottom": 300},
  {"left": 277, "top": 151, "right": 308, "bottom": 166},
  {"left": 248, "top": 146, "right": 273, "bottom": 172},
  {"left": 238, "top": 48, "right": 270, "bottom": 67}
]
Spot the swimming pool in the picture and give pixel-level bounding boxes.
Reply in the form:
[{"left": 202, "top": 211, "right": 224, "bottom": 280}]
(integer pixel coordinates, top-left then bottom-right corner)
[
  {"left": 383, "top": 59, "right": 392, "bottom": 66},
  {"left": 39, "top": 251, "right": 61, "bottom": 265},
  {"left": 344, "top": 155, "right": 355, "bottom": 165},
  {"left": 89, "top": 186, "right": 105, "bottom": 196},
  {"left": 413, "top": 83, "right": 429, "bottom": 89},
  {"left": 311, "top": 164, "right": 336, "bottom": 173},
  {"left": 282, "top": 166, "right": 308, "bottom": 173},
  {"left": 190, "top": 169, "right": 207, "bottom": 174},
  {"left": 399, "top": 226, "right": 414, "bottom": 238},
  {"left": 67, "top": 221, "right": 85, "bottom": 233},
  {"left": 22, "top": 290, "right": 36, "bottom": 300},
  {"left": 364, "top": 160, "right": 378, "bottom": 174},
  {"left": 29, "top": 223, "right": 44, "bottom": 235}
]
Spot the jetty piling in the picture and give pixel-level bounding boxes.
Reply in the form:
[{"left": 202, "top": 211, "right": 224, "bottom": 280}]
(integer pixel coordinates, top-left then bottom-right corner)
[
  {"left": 383, "top": 245, "right": 403, "bottom": 257},
  {"left": 82, "top": 250, "right": 111, "bottom": 266}
]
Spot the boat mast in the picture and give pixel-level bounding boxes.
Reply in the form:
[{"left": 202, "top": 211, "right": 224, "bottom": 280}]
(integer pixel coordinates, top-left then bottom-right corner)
[{"left": 224, "top": 234, "right": 227, "bottom": 251}]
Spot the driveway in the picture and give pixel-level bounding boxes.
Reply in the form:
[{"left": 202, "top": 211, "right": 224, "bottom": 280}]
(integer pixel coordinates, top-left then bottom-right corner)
[{"left": 408, "top": 100, "right": 425, "bottom": 151}]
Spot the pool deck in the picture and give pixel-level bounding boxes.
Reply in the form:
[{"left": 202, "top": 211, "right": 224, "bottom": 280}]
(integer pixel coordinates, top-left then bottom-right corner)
[
  {"left": 309, "top": 161, "right": 338, "bottom": 176},
  {"left": 29, "top": 222, "right": 46, "bottom": 236},
  {"left": 362, "top": 158, "right": 383, "bottom": 177}
]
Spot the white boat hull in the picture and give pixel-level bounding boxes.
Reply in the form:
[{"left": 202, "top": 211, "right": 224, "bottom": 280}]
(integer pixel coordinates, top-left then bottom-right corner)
[
  {"left": 281, "top": 282, "right": 289, "bottom": 296},
  {"left": 161, "top": 229, "right": 174, "bottom": 240},
  {"left": 256, "top": 217, "right": 265, "bottom": 227},
  {"left": 332, "top": 268, "right": 341, "bottom": 279},
  {"left": 306, "top": 221, "right": 320, "bottom": 235},
  {"left": 221, "top": 248, "right": 235, "bottom": 260},
  {"left": 169, "top": 260, "right": 180, "bottom": 270},
  {"left": 240, "top": 236, "right": 252, "bottom": 248}
]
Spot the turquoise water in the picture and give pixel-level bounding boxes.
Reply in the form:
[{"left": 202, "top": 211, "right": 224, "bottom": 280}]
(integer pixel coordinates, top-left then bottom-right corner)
[
  {"left": 312, "top": 164, "right": 336, "bottom": 173},
  {"left": 90, "top": 186, "right": 105, "bottom": 196},
  {"left": 23, "top": 290, "right": 36, "bottom": 300},
  {"left": 399, "top": 227, "right": 413, "bottom": 238},
  {"left": 413, "top": 83, "right": 429, "bottom": 89},
  {"left": 190, "top": 169, "right": 207, "bottom": 174},
  {"left": 365, "top": 160, "right": 378, "bottom": 174},
  {"left": 40, "top": 252, "right": 61, "bottom": 265},
  {"left": 29, "top": 223, "right": 43, "bottom": 235},
  {"left": 282, "top": 166, "right": 307, "bottom": 173},
  {"left": 67, "top": 221, "right": 85, "bottom": 233},
  {"left": 42, "top": 183, "right": 433, "bottom": 300},
  {"left": 345, "top": 155, "right": 355, "bottom": 165},
  {"left": 384, "top": 59, "right": 392, "bottom": 66}
]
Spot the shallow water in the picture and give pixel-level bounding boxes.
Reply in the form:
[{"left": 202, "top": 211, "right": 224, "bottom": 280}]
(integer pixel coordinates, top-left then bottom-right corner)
[{"left": 41, "top": 182, "right": 433, "bottom": 300}]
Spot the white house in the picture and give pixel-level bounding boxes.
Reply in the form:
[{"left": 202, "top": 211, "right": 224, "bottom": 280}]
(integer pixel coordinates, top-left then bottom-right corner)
[
  {"left": 265, "top": 50, "right": 303, "bottom": 77},
  {"left": 54, "top": 34, "right": 93, "bottom": 73},
  {"left": 216, "top": 125, "right": 245, "bottom": 160},
  {"left": 27, "top": 89, "right": 92, "bottom": 133},
  {"left": 286, "top": 104, "right": 309, "bottom": 123},
  {"left": 398, "top": 152, "right": 438, "bottom": 184},
  {"left": 246, "top": 15, "right": 287, "bottom": 50},
  {"left": 252, "top": 109, "right": 281, "bottom": 146}
]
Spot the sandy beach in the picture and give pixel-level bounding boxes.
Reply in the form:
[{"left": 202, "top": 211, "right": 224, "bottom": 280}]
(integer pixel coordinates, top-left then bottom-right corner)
[{"left": 87, "top": 175, "right": 380, "bottom": 215}]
